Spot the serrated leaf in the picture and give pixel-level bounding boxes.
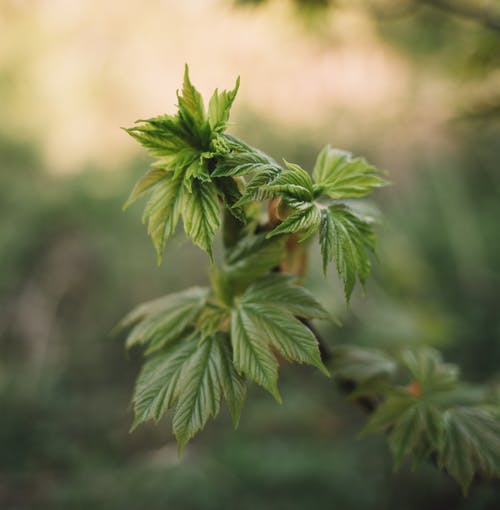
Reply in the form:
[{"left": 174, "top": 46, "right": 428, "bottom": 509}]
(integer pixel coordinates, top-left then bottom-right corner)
[
  {"left": 208, "top": 77, "right": 240, "bottom": 132},
  {"left": 212, "top": 143, "right": 280, "bottom": 178},
  {"left": 237, "top": 166, "right": 282, "bottom": 204},
  {"left": 141, "top": 168, "right": 186, "bottom": 263},
  {"left": 261, "top": 160, "right": 314, "bottom": 202},
  {"left": 267, "top": 203, "right": 320, "bottom": 239},
  {"left": 125, "top": 116, "right": 195, "bottom": 161},
  {"left": 117, "top": 287, "right": 208, "bottom": 352},
  {"left": 173, "top": 335, "right": 223, "bottom": 451},
  {"left": 182, "top": 179, "right": 221, "bottom": 259},
  {"left": 312, "top": 145, "right": 387, "bottom": 199},
  {"left": 242, "top": 303, "right": 329, "bottom": 376},
  {"left": 319, "top": 205, "right": 375, "bottom": 301},
  {"left": 230, "top": 306, "right": 281, "bottom": 402},
  {"left": 213, "top": 176, "right": 246, "bottom": 222},
  {"left": 176, "top": 65, "right": 208, "bottom": 144},
  {"left": 217, "top": 335, "right": 247, "bottom": 427},
  {"left": 124, "top": 167, "right": 167, "bottom": 209},
  {"left": 439, "top": 407, "right": 500, "bottom": 493},
  {"left": 131, "top": 334, "right": 198, "bottom": 430},
  {"left": 241, "top": 274, "right": 329, "bottom": 319}
]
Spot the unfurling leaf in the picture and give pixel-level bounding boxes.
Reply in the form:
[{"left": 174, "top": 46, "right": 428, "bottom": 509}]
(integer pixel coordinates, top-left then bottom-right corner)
[
  {"left": 312, "top": 144, "right": 387, "bottom": 199},
  {"left": 267, "top": 204, "right": 321, "bottom": 239},
  {"left": 141, "top": 169, "right": 185, "bottom": 263},
  {"left": 208, "top": 77, "right": 240, "bottom": 132},
  {"left": 125, "top": 65, "right": 242, "bottom": 261},
  {"left": 182, "top": 179, "right": 221, "bottom": 259},
  {"left": 319, "top": 205, "right": 375, "bottom": 301}
]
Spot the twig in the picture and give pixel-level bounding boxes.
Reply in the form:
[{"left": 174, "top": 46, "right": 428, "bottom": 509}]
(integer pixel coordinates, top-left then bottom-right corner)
[{"left": 418, "top": 0, "right": 500, "bottom": 33}]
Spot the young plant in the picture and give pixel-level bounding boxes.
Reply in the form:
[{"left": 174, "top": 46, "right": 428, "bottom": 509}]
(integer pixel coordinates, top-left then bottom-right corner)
[{"left": 117, "top": 66, "right": 500, "bottom": 493}]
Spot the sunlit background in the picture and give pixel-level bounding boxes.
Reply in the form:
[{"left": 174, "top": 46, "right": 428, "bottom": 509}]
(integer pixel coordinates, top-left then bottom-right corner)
[{"left": 1, "top": 0, "right": 500, "bottom": 508}]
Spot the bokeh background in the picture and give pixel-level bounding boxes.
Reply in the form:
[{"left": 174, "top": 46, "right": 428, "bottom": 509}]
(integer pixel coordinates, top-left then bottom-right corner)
[{"left": 1, "top": 0, "right": 500, "bottom": 508}]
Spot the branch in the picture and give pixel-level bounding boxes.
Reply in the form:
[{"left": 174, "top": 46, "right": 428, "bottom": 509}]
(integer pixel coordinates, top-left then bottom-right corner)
[{"left": 418, "top": 0, "right": 500, "bottom": 33}]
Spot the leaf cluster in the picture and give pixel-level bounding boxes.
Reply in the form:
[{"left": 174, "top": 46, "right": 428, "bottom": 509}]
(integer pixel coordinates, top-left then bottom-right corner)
[
  {"left": 119, "top": 66, "right": 500, "bottom": 495},
  {"left": 333, "top": 345, "right": 500, "bottom": 493},
  {"left": 116, "top": 235, "right": 329, "bottom": 451},
  {"left": 124, "top": 65, "right": 242, "bottom": 261}
]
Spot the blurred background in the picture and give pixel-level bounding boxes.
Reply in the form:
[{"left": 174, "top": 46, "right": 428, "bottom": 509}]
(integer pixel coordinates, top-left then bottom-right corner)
[{"left": 1, "top": 0, "right": 500, "bottom": 508}]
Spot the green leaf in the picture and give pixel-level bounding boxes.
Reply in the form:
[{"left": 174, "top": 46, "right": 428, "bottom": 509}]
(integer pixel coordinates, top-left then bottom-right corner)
[
  {"left": 241, "top": 274, "right": 329, "bottom": 320},
  {"left": 400, "top": 348, "right": 458, "bottom": 393},
  {"left": 131, "top": 333, "right": 198, "bottom": 430},
  {"left": 230, "top": 306, "right": 281, "bottom": 402},
  {"left": 319, "top": 205, "right": 375, "bottom": 301},
  {"left": 362, "top": 393, "right": 415, "bottom": 436},
  {"left": 125, "top": 116, "right": 195, "bottom": 161},
  {"left": 123, "top": 167, "right": 167, "bottom": 209},
  {"left": 182, "top": 179, "right": 221, "bottom": 259},
  {"left": 212, "top": 144, "right": 280, "bottom": 178},
  {"left": 141, "top": 168, "right": 186, "bottom": 263},
  {"left": 267, "top": 204, "right": 321, "bottom": 239},
  {"left": 264, "top": 160, "right": 314, "bottom": 202},
  {"left": 312, "top": 145, "right": 387, "bottom": 199},
  {"left": 217, "top": 335, "right": 247, "bottom": 427},
  {"left": 177, "top": 65, "right": 208, "bottom": 144},
  {"left": 331, "top": 345, "right": 397, "bottom": 384},
  {"left": 173, "top": 334, "right": 223, "bottom": 451},
  {"left": 117, "top": 287, "right": 208, "bottom": 353},
  {"left": 439, "top": 407, "right": 500, "bottom": 493},
  {"left": 208, "top": 77, "right": 240, "bottom": 132},
  {"left": 388, "top": 402, "right": 444, "bottom": 468},
  {"left": 242, "top": 303, "right": 329, "bottom": 376},
  {"left": 223, "top": 234, "right": 285, "bottom": 290},
  {"left": 213, "top": 176, "right": 246, "bottom": 222},
  {"left": 196, "top": 304, "right": 229, "bottom": 339},
  {"left": 237, "top": 166, "right": 282, "bottom": 204}
]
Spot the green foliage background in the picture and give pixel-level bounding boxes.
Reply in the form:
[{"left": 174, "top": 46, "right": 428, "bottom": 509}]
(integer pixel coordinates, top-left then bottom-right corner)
[{"left": 1, "top": 0, "right": 500, "bottom": 508}]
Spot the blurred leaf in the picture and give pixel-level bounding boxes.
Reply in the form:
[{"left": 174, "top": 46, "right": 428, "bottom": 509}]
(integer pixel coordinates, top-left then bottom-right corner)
[
  {"left": 331, "top": 345, "right": 397, "bottom": 383},
  {"left": 439, "top": 407, "right": 500, "bottom": 494},
  {"left": 400, "top": 348, "right": 459, "bottom": 393}
]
